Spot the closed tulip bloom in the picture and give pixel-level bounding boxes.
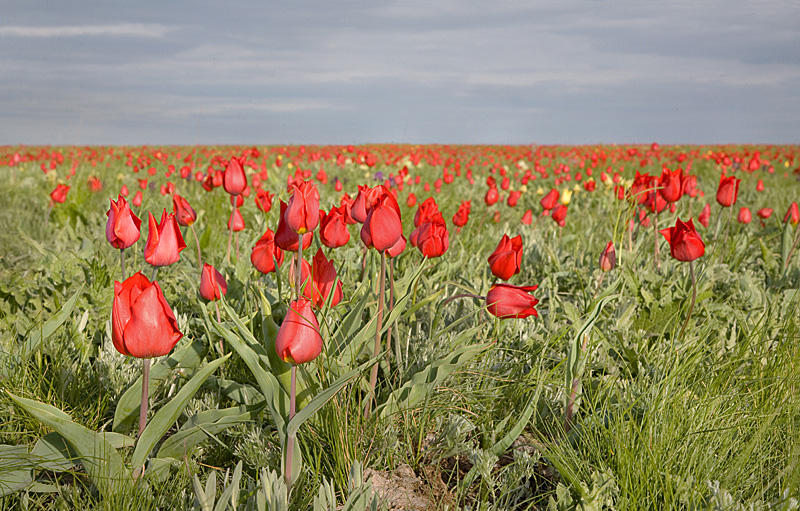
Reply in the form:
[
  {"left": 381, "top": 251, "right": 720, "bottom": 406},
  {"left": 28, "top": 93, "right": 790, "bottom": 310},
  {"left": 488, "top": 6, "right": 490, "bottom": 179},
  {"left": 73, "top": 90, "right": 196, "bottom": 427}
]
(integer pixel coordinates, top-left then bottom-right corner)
[
  {"left": 540, "top": 189, "right": 559, "bottom": 210},
  {"left": 223, "top": 156, "right": 248, "bottom": 196},
  {"left": 251, "top": 228, "right": 284, "bottom": 274},
  {"left": 784, "top": 202, "right": 799, "bottom": 225},
  {"left": 132, "top": 190, "right": 143, "bottom": 207},
  {"left": 716, "top": 175, "right": 740, "bottom": 207},
  {"left": 521, "top": 209, "right": 533, "bottom": 225},
  {"left": 112, "top": 272, "right": 183, "bottom": 358},
  {"left": 681, "top": 174, "right": 698, "bottom": 198},
  {"left": 228, "top": 208, "right": 245, "bottom": 232},
  {"left": 486, "top": 284, "right": 539, "bottom": 319},
  {"left": 452, "top": 200, "right": 471, "bottom": 228},
  {"left": 551, "top": 204, "right": 568, "bottom": 227},
  {"left": 757, "top": 208, "right": 773, "bottom": 220},
  {"left": 285, "top": 180, "right": 320, "bottom": 234},
  {"left": 199, "top": 263, "right": 227, "bottom": 301},
  {"left": 698, "top": 203, "right": 711, "bottom": 228},
  {"left": 659, "top": 217, "right": 705, "bottom": 262},
  {"left": 599, "top": 241, "right": 616, "bottom": 272},
  {"left": 756, "top": 179, "right": 764, "bottom": 192},
  {"left": 738, "top": 207, "right": 752, "bottom": 224},
  {"left": 414, "top": 219, "right": 449, "bottom": 258},
  {"left": 658, "top": 168, "right": 683, "bottom": 203},
  {"left": 414, "top": 197, "right": 441, "bottom": 227},
  {"left": 507, "top": 190, "right": 522, "bottom": 207},
  {"left": 145, "top": 210, "right": 187, "bottom": 267},
  {"left": 350, "top": 185, "right": 371, "bottom": 224},
  {"left": 406, "top": 192, "right": 418, "bottom": 208},
  {"left": 308, "top": 248, "right": 343, "bottom": 308},
  {"left": 484, "top": 187, "right": 499, "bottom": 206},
  {"left": 275, "top": 200, "right": 313, "bottom": 251},
  {"left": 50, "top": 184, "right": 70, "bottom": 204},
  {"left": 172, "top": 195, "right": 197, "bottom": 226},
  {"left": 230, "top": 194, "right": 245, "bottom": 208},
  {"left": 275, "top": 298, "right": 323, "bottom": 365},
  {"left": 319, "top": 205, "right": 350, "bottom": 248},
  {"left": 487, "top": 234, "right": 523, "bottom": 280},
  {"left": 106, "top": 195, "right": 142, "bottom": 249},
  {"left": 361, "top": 193, "right": 403, "bottom": 252}
]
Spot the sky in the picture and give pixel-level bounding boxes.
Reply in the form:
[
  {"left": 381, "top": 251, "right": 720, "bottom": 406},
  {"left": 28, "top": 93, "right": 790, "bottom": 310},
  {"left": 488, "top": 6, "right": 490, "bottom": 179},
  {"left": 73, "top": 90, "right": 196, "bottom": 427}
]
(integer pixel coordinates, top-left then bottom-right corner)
[{"left": 2, "top": 1, "right": 799, "bottom": 146}]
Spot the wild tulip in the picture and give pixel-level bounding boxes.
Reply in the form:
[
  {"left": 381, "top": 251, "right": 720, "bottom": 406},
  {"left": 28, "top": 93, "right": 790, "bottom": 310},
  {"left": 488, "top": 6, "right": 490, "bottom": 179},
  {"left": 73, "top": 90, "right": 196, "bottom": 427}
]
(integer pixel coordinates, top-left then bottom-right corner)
[
  {"left": 230, "top": 194, "right": 245, "bottom": 208},
  {"left": 681, "top": 174, "right": 698, "bottom": 198},
  {"left": 551, "top": 204, "right": 568, "bottom": 227},
  {"left": 484, "top": 186, "right": 499, "bottom": 206},
  {"left": 275, "top": 200, "right": 313, "bottom": 252},
  {"left": 228, "top": 208, "right": 245, "bottom": 232},
  {"left": 756, "top": 179, "right": 764, "bottom": 192},
  {"left": 452, "top": 200, "right": 471, "bottom": 228},
  {"left": 106, "top": 195, "right": 142, "bottom": 250},
  {"left": 223, "top": 156, "right": 248, "bottom": 196},
  {"left": 541, "top": 188, "right": 559, "bottom": 210},
  {"left": 50, "top": 184, "right": 70, "bottom": 204},
  {"left": 487, "top": 234, "right": 523, "bottom": 281},
  {"left": 351, "top": 185, "right": 371, "bottom": 223},
  {"left": 275, "top": 297, "right": 322, "bottom": 365},
  {"left": 386, "top": 234, "right": 407, "bottom": 258},
  {"left": 784, "top": 202, "right": 799, "bottom": 225},
  {"left": 308, "top": 248, "right": 343, "bottom": 308},
  {"left": 132, "top": 190, "right": 143, "bottom": 207},
  {"left": 485, "top": 283, "right": 539, "bottom": 319},
  {"left": 757, "top": 208, "right": 773, "bottom": 220},
  {"left": 87, "top": 176, "right": 103, "bottom": 193},
  {"left": 658, "top": 168, "right": 683, "bottom": 203},
  {"left": 414, "top": 197, "right": 441, "bottom": 227},
  {"left": 199, "top": 263, "right": 227, "bottom": 301},
  {"left": 361, "top": 192, "right": 403, "bottom": 253},
  {"left": 599, "top": 241, "right": 616, "bottom": 272},
  {"left": 659, "top": 217, "right": 705, "bottom": 262},
  {"left": 507, "top": 190, "right": 522, "bottom": 207},
  {"left": 738, "top": 207, "right": 752, "bottom": 224},
  {"left": 285, "top": 180, "right": 320, "bottom": 234},
  {"left": 144, "top": 209, "right": 187, "bottom": 267},
  {"left": 112, "top": 272, "right": 183, "bottom": 359},
  {"left": 406, "top": 192, "right": 417, "bottom": 208},
  {"left": 521, "top": 209, "right": 533, "bottom": 225},
  {"left": 716, "top": 174, "right": 740, "bottom": 207},
  {"left": 173, "top": 195, "right": 197, "bottom": 226},
  {"left": 319, "top": 205, "right": 350, "bottom": 248},
  {"left": 251, "top": 228, "right": 284, "bottom": 274},
  {"left": 254, "top": 187, "right": 274, "bottom": 213},
  {"left": 414, "top": 219, "right": 449, "bottom": 258},
  {"left": 698, "top": 203, "right": 711, "bottom": 228}
]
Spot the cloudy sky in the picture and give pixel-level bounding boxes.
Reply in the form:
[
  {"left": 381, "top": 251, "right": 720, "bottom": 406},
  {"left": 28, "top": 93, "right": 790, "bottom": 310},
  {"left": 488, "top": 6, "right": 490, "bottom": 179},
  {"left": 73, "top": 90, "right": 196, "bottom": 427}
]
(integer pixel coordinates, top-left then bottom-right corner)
[{"left": 2, "top": 1, "right": 799, "bottom": 146}]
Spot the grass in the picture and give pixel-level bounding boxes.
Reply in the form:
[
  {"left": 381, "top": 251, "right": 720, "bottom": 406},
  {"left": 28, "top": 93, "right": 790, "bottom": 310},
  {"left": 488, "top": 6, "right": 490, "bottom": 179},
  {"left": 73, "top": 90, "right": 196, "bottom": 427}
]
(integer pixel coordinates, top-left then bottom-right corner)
[{"left": 1, "top": 144, "right": 799, "bottom": 510}]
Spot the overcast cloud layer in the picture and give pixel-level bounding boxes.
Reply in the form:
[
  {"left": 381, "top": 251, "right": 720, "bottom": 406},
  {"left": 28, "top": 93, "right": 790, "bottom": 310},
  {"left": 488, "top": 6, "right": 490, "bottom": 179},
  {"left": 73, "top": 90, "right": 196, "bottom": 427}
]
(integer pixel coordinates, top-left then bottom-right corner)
[{"left": 2, "top": 1, "right": 799, "bottom": 145}]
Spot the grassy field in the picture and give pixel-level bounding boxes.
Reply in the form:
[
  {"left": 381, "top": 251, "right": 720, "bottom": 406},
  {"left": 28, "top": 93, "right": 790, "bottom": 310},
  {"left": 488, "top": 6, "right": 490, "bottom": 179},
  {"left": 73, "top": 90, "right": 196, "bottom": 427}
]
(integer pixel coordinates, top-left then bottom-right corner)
[{"left": 0, "top": 144, "right": 798, "bottom": 510}]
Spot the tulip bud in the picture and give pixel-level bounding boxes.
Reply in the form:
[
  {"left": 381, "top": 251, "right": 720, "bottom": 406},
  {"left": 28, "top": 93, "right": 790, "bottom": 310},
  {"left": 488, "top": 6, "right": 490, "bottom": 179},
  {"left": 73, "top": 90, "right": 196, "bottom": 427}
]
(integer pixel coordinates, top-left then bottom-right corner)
[
  {"left": 275, "top": 298, "right": 323, "bottom": 365},
  {"left": 199, "top": 264, "right": 227, "bottom": 301},
  {"left": 599, "top": 241, "right": 616, "bottom": 272}
]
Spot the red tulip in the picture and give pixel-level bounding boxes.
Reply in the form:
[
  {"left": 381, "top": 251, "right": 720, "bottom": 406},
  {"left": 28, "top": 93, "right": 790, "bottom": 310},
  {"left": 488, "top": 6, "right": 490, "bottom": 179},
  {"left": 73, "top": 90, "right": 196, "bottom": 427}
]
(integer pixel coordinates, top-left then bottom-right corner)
[
  {"left": 757, "top": 208, "right": 773, "bottom": 220},
  {"left": 551, "top": 204, "right": 568, "bottom": 227},
  {"left": 285, "top": 180, "right": 320, "bottom": 234},
  {"left": 351, "top": 185, "right": 371, "bottom": 223},
  {"left": 254, "top": 188, "right": 274, "bottom": 213},
  {"left": 414, "top": 218, "right": 449, "bottom": 258},
  {"left": 319, "top": 205, "right": 350, "bottom": 248},
  {"left": 484, "top": 187, "right": 499, "bottom": 206},
  {"left": 452, "top": 200, "right": 471, "bottom": 228},
  {"left": 681, "top": 174, "right": 698, "bottom": 198},
  {"left": 228, "top": 208, "right": 245, "bottom": 232},
  {"left": 223, "top": 156, "right": 248, "bottom": 196},
  {"left": 173, "top": 194, "right": 197, "bottom": 227},
  {"left": 199, "top": 263, "right": 227, "bottom": 301},
  {"left": 87, "top": 176, "right": 103, "bottom": 193},
  {"left": 50, "top": 184, "right": 70, "bottom": 204},
  {"left": 540, "top": 189, "right": 560, "bottom": 210},
  {"left": 521, "top": 209, "right": 533, "bottom": 225},
  {"left": 230, "top": 194, "right": 244, "bottom": 208},
  {"left": 487, "top": 234, "right": 523, "bottom": 280},
  {"left": 738, "top": 207, "right": 752, "bottom": 224},
  {"left": 132, "top": 190, "right": 143, "bottom": 207},
  {"left": 599, "top": 241, "right": 616, "bottom": 272},
  {"left": 112, "top": 272, "right": 183, "bottom": 358},
  {"left": 783, "top": 202, "right": 799, "bottom": 225},
  {"left": 361, "top": 192, "right": 403, "bottom": 252},
  {"left": 251, "top": 228, "right": 284, "bottom": 274},
  {"left": 308, "top": 248, "right": 343, "bottom": 308},
  {"left": 144, "top": 209, "right": 186, "bottom": 267},
  {"left": 386, "top": 234, "right": 407, "bottom": 258},
  {"left": 629, "top": 172, "right": 653, "bottom": 204},
  {"left": 658, "top": 168, "right": 683, "bottom": 203},
  {"left": 106, "top": 195, "right": 142, "bottom": 249},
  {"left": 414, "top": 197, "right": 441, "bottom": 227},
  {"left": 698, "top": 203, "right": 711, "bottom": 228},
  {"left": 485, "top": 284, "right": 539, "bottom": 319},
  {"left": 659, "top": 217, "right": 705, "bottom": 262},
  {"left": 756, "top": 179, "right": 764, "bottom": 192},
  {"left": 275, "top": 297, "right": 322, "bottom": 365},
  {"left": 275, "top": 200, "right": 313, "bottom": 251},
  {"left": 507, "top": 190, "right": 522, "bottom": 208},
  {"left": 406, "top": 192, "right": 417, "bottom": 208},
  {"left": 716, "top": 175, "right": 740, "bottom": 207}
]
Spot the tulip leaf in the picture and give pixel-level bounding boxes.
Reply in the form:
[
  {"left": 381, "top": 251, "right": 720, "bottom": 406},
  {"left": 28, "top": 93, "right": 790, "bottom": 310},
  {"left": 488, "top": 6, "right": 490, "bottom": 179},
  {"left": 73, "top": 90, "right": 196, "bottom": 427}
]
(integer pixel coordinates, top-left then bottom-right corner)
[
  {"left": 113, "top": 338, "right": 208, "bottom": 432},
  {"left": 31, "top": 432, "right": 78, "bottom": 473},
  {"left": 131, "top": 354, "right": 229, "bottom": 470},
  {"left": 781, "top": 220, "right": 793, "bottom": 271},
  {"left": 7, "top": 392, "right": 131, "bottom": 499},
  {"left": 378, "top": 334, "right": 491, "bottom": 419},
  {"left": 759, "top": 239, "right": 779, "bottom": 273},
  {"left": 19, "top": 284, "right": 83, "bottom": 362},
  {"left": 156, "top": 404, "right": 263, "bottom": 460},
  {"left": 0, "top": 445, "right": 34, "bottom": 497}
]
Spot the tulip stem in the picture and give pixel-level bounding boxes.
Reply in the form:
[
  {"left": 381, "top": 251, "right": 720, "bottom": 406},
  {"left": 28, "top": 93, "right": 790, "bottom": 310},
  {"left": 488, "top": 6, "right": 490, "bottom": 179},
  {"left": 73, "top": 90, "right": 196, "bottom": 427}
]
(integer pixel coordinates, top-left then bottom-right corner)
[
  {"left": 365, "top": 251, "right": 386, "bottom": 419},
  {"left": 226, "top": 206, "right": 234, "bottom": 264},
  {"left": 296, "top": 243, "right": 303, "bottom": 298},
  {"left": 151, "top": 267, "right": 158, "bottom": 283},
  {"left": 592, "top": 271, "right": 606, "bottom": 301},
  {"left": 441, "top": 293, "right": 485, "bottom": 307},
  {"left": 120, "top": 249, "right": 127, "bottom": 281},
  {"left": 138, "top": 358, "right": 150, "bottom": 440},
  {"left": 678, "top": 260, "right": 697, "bottom": 343},
  {"left": 285, "top": 365, "right": 297, "bottom": 493},
  {"left": 785, "top": 225, "right": 800, "bottom": 270},
  {"left": 189, "top": 224, "right": 202, "bottom": 268},
  {"left": 653, "top": 211, "right": 661, "bottom": 269},
  {"left": 214, "top": 301, "right": 224, "bottom": 355},
  {"left": 235, "top": 232, "right": 240, "bottom": 261}
]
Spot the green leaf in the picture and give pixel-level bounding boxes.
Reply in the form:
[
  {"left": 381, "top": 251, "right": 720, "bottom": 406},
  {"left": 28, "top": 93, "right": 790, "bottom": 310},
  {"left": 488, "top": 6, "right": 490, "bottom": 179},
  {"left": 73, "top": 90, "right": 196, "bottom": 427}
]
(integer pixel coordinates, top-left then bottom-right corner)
[
  {"left": 8, "top": 392, "right": 131, "bottom": 499},
  {"left": 378, "top": 335, "right": 491, "bottom": 419},
  {"left": 760, "top": 238, "right": 779, "bottom": 273},
  {"left": 19, "top": 284, "right": 84, "bottom": 362},
  {"left": 131, "top": 354, "right": 229, "bottom": 470},
  {"left": 781, "top": 220, "right": 793, "bottom": 271},
  {"left": 0, "top": 445, "right": 34, "bottom": 497},
  {"left": 31, "top": 432, "right": 77, "bottom": 472},
  {"left": 113, "top": 339, "right": 208, "bottom": 431}
]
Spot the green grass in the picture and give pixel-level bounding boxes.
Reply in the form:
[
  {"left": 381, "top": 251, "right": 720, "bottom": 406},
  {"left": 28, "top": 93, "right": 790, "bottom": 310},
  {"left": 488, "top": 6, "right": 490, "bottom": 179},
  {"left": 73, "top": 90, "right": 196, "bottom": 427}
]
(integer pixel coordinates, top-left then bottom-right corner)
[{"left": 1, "top": 144, "right": 799, "bottom": 510}]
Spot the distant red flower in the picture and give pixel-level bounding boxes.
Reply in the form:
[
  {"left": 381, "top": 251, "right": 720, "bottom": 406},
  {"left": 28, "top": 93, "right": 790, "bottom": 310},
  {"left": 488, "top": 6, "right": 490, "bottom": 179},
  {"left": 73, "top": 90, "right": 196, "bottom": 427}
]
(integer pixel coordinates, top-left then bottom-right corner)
[
  {"left": 452, "top": 200, "right": 471, "bottom": 228},
  {"left": 484, "top": 187, "right": 499, "bottom": 206},
  {"left": 738, "top": 207, "right": 752, "bottom": 224},
  {"left": 507, "top": 190, "right": 522, "bottom": 207},
  {"left": 757, "top": 208, "right": 773, "bottom": 220},
  {"left": 784, "top": 202, "right": 799, "bottom": 225},
  {"left": 551, "top": 204, "right": 568, "bottom": 227},
  {"left": 599, "top": 241, "right": 616, "bottom": 272},
  {"left": 50, "top": 184, "right": 70, "bottom": 204},
  {"left": 540, "top": 189, "right": 559, "bottom": 210},
  {"left": 223, "top": 156, "right": 248, "bottom": 196},
  {"left": 228, "top": 208, "right": 245, "bottom": 232},
  {"left": 521, "top": 209, "right": 533, "bottom": 225},
  {"left": 716, "top": 175, "right": 740, "bottom": 207},
  {"left": 756, "top": 179, "right": 764, "bottom": 192},
  {"left": 87, "top": 176, "right": 103, "bottom": 193},
  {"left": 698, "top": 203, "right": 711, "bottom": 228}
]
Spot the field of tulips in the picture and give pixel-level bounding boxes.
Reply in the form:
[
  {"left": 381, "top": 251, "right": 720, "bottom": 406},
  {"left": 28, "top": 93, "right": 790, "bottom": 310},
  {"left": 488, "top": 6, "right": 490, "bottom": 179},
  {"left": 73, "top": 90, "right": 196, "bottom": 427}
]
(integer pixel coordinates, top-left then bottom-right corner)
[{"left": 1, "top": 143, "right": 799, "bottom": 510}]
